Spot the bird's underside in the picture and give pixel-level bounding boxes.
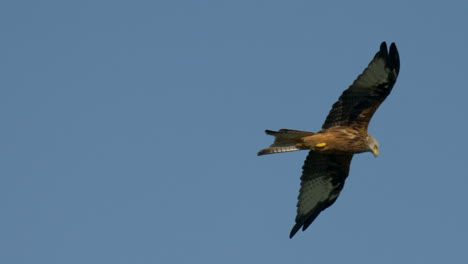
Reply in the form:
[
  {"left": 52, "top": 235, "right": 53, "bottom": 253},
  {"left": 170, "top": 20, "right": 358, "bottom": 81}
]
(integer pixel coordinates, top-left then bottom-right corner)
[
  {"left": 257, "top": 126, "right": 375, "bottom": 156},
  {"left": 257, "top": 42, "right": 400, "bottom": 238}
]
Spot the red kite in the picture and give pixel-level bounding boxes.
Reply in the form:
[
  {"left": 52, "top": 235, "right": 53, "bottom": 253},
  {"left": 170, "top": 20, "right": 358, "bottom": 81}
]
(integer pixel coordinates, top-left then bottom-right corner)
[{"left": 258, "top": 42, "right": 400, "bottom": 238}]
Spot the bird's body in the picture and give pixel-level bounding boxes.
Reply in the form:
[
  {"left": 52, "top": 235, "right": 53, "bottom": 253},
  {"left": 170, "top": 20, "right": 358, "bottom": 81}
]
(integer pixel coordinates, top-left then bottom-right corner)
[
  {"left": 258, "top": 42, "right": 400, "bottom": 238},
  {"left": 299, "top": 126, "right": 377, "bottom": 155}
]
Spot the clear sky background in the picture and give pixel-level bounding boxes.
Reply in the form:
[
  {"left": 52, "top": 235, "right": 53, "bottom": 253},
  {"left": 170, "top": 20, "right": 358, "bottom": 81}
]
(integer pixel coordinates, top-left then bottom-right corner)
[{"left": 2, "top": 1, "right": 468, "bottom": 263}]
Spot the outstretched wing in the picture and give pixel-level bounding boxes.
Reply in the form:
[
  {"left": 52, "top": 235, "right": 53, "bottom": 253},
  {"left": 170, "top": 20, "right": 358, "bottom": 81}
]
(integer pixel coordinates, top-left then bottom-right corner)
[
  {"left": 290, "top": 151, "right": 353, "bottom": 238},
  {"left": 322, "top": 42, "right": 400, "bottom": 129}
]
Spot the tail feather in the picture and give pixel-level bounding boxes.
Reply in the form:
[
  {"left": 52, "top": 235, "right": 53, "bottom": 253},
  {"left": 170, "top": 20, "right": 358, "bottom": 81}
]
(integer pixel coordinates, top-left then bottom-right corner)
[{"left": 257, "top": 129, "right": 315, "bottom": 156}]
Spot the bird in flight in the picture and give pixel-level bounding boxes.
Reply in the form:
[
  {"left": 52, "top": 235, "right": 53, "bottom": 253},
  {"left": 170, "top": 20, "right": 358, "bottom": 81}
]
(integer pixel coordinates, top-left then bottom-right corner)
[{"left": 258, "top": 42, "right": 400, "bottom": 238}]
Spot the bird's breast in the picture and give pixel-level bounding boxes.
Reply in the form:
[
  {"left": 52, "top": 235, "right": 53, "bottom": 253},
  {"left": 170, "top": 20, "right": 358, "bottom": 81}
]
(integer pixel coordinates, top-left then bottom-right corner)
[{"left": 299, "top": 128, "right": 368, "bottom": 154}]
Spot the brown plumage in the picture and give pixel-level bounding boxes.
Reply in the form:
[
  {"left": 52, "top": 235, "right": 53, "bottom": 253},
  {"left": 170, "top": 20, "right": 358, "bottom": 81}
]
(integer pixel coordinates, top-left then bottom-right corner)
[{"left": 257, "top": 42, "right": 400, "bottom": 238}]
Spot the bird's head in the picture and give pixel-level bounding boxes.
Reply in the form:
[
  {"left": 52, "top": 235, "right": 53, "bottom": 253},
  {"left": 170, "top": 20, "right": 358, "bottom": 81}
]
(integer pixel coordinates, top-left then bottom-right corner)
[{"left": 367, "top": 136, "right": 379, "bottom": 157}]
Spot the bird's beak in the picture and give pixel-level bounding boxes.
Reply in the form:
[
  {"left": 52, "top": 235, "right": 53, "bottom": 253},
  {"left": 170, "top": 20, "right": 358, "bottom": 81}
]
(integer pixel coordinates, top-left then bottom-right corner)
[{"left": 372, "top": 148, "right": 379, "bottom": 157}]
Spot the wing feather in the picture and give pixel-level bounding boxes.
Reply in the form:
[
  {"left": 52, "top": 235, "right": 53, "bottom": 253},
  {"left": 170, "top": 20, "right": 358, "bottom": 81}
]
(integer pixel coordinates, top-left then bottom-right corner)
[
  {"left": 322, "top": 42, "right": 400, "bottom": 129},
  {"left": 290, "top": 151, "right": 353, "bottom": 238}
]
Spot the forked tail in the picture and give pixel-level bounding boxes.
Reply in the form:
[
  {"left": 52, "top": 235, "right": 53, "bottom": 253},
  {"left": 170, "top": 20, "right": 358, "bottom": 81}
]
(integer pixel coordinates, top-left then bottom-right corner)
[{"left": 257, "top": 129, "right": 315, "bottom": 156}]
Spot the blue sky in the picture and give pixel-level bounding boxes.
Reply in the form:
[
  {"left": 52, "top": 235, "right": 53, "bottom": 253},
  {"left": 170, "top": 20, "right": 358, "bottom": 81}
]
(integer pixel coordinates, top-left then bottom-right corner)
[{"left": 2, "top": 1, "right": 468, "bottom": 263}]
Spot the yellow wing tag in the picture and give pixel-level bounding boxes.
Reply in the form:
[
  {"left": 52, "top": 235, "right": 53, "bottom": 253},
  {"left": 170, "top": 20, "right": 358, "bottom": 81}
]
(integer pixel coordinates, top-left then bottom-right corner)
[{"left": 315, "top": 142, "right": 327, "bottom": 148}]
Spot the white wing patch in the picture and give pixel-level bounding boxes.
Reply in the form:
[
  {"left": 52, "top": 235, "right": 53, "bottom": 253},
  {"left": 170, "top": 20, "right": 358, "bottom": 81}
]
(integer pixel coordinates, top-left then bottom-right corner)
[
  {"left": 354, "top": 58, "right": 391, "bottom": 87},
  {"left": 298, "top": 176, "right": 335, "bottom": 215}
]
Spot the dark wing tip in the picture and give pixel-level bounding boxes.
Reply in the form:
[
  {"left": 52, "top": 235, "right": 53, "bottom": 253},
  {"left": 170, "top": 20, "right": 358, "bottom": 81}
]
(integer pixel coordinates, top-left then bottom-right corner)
[
  {"left": 379, "top": 41, "right": 389, "bottom": 56},
  {"left": 289, "top": 205, "right": 323, "bottom": 238},
  {"left": 289, "top": 212, "right": 319, "bottom": 238},
  {"left": 379, "top": 41, "right": 400, "bottom": 75},
  {"left": 289, "top": 223, "right": 301, "bottom": 239},
  {"left": 389, "top": 42, "right": 400, "bottom": 75}
]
